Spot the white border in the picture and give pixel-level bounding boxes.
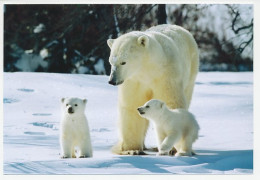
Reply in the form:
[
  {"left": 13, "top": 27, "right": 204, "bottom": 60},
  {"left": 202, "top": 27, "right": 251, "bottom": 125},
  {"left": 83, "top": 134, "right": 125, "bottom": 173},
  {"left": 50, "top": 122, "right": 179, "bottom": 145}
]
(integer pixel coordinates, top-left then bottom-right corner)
[
  {"left": 0, "top": 0, "right": 257, "bottom": 4},
  {"left": 1, "top": 1, "right": 259, "bottom": 180}
]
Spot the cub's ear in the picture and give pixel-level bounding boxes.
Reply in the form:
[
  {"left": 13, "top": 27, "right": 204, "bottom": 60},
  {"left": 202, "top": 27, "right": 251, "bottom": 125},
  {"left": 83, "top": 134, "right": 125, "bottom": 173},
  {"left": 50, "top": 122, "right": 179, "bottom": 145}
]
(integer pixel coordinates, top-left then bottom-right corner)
[
  {"left": 61, "top": 98, "right": 65, "bottom": 103},
  {"left": 107, "top": 39, "right": 114, "bottom": 49},
  {"left": 83, "top": 99, "right": 88, "bottom": 104},
  {"left": 160, "top": 102, "right": 164, "bottom": 108},
  {"left": 137, "top": 35, "right": 149, "bottom": 47}
]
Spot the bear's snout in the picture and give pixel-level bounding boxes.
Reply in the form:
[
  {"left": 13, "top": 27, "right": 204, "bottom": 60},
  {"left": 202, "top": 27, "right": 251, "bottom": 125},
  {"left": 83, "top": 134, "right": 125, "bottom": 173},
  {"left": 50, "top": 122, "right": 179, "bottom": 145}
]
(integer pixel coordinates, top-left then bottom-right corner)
[
  {"left": 108, "top": 79, "right": 116, "bottom": 85},
  {"left": 68, "top": 107, "right": 74, "bottom": 114},
  {"left": 137, "top": 107, "right": 145, "bottom": 115},
  {"left": 108, "top": 73, "right": 124, "bottom": 86},
  {"left": 108, "top": 80, "right": 124, "bottom": 86},
  {"left": 108, "top": 71, "right": 117, "bottom": 86}
]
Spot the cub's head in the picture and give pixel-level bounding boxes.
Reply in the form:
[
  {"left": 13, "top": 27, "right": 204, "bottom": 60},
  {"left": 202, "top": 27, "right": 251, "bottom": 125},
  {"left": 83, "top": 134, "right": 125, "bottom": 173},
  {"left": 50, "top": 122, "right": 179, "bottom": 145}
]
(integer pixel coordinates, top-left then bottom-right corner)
[
  {"left": 107, "top": 32, "right": 149, "bottom": 86},
  {"left": 61, "top": 97, "right": 87, "bottom": 115},
  {"left": 137, "top": 99, "right": 165, "bottom": 120}
]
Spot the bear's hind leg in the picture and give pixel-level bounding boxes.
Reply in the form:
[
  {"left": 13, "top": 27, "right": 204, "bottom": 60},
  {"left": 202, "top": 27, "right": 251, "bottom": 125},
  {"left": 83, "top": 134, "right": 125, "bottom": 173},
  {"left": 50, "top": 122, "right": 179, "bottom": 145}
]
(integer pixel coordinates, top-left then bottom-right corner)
[
  {"left": 175, "top": 136, "right": 193, "bottom": 157},
  {"left": 79, "top": 140, "right": 93, "bottom": 158},
  {"left": 72, "top": 148, "right": 76, "bottom": 158}
]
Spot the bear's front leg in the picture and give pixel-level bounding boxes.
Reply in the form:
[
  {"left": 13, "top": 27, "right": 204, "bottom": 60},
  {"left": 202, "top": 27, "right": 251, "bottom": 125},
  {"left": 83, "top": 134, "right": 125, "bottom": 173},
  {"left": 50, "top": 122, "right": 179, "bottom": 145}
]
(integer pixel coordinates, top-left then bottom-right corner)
[
  {"left": 112, "top": 80, "right": 152, "bottom": 155},
  {"left": 157, "top": 133, "right": 179, "bottom": 156},
  {"left": 60, "top": 139, "right": 73, "bottom": 158},
  {"left": 113, "top": 107, "right": 149, "bottom": 155}
]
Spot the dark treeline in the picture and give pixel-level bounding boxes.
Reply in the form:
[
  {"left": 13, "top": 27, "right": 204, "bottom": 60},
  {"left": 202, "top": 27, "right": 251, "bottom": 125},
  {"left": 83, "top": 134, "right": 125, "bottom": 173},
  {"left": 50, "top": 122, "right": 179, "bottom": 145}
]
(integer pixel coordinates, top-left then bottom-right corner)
[{"left": 4, "top": 4, "right": 253, "bottom": 74}]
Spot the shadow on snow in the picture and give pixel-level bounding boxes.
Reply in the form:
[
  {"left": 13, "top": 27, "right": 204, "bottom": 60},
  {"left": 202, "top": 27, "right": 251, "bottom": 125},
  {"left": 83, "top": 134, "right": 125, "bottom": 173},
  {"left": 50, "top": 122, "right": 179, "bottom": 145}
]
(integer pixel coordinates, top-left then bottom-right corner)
[{"left": 4, "top": 149, "right": 253, "bottom": 174}]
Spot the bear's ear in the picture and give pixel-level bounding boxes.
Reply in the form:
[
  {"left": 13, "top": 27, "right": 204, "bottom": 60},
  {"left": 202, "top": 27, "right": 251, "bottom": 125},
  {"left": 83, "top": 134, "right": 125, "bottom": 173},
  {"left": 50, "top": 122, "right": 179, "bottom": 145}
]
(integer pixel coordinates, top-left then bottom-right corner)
[
  {"left": 137, "top": 35, "right": 149, "bottom": 47},
  {"left": 107, "top": 39, "right": 114, "bottom": 49},
  {"left": 160, "top": 102, "right": 164, "bottom": 108},
  {"left": 61, "top": 98, "right": 65, "bottom": 103},
  {"left": 83, "top": 99, "right": 88, "bottom": 104}
]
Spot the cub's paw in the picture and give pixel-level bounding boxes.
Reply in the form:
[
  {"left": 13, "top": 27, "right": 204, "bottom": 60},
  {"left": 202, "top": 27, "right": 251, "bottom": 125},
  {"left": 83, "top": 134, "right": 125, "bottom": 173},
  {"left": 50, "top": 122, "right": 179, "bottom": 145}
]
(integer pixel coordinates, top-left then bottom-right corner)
[{"left": 156, "top": 151, "right": 169, "bottom": 156}]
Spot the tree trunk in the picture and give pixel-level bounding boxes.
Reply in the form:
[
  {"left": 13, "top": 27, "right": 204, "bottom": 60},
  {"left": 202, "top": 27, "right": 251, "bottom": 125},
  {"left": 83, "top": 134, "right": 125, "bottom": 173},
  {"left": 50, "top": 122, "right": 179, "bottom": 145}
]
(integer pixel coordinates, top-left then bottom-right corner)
[{"left": 157, "top": 4, "right": 167, "bottom": 24}]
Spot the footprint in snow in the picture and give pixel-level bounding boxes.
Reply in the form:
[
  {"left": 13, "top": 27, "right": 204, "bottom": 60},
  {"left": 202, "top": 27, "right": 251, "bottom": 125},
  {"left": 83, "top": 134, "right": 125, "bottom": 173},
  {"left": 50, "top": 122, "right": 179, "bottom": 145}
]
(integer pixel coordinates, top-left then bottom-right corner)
[
  {"left": 31, "top": 122, "right": 58, "bottom": 130},
  {"left": 17, "top": 88, "right": 34, "bottom": 92},
  {"left": 32, "top": 113, "right": 52, "bottom": 116},
  {"left": 3, "top": 98, "right": 19, "bottom": 104},
  {"left": 91, "top": 128, "right": 110, "bottom": 132},
  {"left": 24, "top": 131, "right": 45, "bottom": 135}
]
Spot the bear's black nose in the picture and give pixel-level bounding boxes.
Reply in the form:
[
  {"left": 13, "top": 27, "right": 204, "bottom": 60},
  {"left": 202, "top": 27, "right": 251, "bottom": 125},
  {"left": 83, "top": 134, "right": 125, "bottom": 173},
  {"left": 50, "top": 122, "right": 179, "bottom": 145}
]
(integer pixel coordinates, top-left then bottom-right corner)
[
  {"left": 108, "top": 80, "right": 116, "bottom": 86},
  {"left": 137, "top": 108, "right": 145, "bottom": 114},
  {"left": 68, "top": 107, "right": 74, "bottom": 114}
]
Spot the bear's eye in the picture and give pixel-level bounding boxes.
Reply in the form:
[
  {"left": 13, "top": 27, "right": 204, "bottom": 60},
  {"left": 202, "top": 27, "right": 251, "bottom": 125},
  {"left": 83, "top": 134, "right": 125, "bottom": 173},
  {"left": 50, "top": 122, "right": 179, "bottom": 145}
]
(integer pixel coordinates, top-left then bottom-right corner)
[
  {"left": 120, "top": 62, "right": 126, "bottom": 65},
  {"left": 66, "top": 104, "right": 68, "bottom": 106},
  {"left": 75, "top": 104, "right": 77, "bottom": 106},
  {"left": 146, "top": 105, "right": 150, "bottom": 108}
]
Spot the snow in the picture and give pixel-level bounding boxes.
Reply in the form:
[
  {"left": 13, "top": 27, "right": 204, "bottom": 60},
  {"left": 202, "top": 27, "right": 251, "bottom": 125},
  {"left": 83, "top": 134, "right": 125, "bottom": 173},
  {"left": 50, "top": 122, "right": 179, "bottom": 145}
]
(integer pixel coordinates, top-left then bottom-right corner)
[
  {"left": 77, "top": 66, "right": 89, "bottom": 74},
  {"left": 14, "top": 52, "right": 49, "bottom": 72},
  {"left": 3, "top": 72, "right": 253, "bottom": 174},
  {"left": 94, "top": 59, "right": 106, "bottom": 75},
  {"left": 40, "top": 48, "right": 49, "bottom": 59},
  {"left": 33, "top": 23, "right": 45, "bottom": 33}
]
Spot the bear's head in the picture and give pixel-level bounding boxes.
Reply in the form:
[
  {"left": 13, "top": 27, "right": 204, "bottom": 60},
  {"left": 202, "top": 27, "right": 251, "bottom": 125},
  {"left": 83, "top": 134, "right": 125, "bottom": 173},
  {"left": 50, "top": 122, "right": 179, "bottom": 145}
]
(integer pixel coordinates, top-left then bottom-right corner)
[
  {"left": 107, "top": 32, "right": 149, "bottom": 86},
  {"left": 61, "top": 97, "right": 87, "bottom": 115},
  {"left": 137, "top": 99, "right": 165, "bottom": 120}
]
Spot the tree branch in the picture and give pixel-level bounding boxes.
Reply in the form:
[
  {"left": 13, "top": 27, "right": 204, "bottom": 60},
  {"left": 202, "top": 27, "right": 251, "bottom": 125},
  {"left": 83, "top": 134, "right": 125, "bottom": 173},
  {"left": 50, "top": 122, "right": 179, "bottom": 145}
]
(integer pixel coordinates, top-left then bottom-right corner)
[{"left": 238, "top": 34, "right": 253, "bottom": 53}]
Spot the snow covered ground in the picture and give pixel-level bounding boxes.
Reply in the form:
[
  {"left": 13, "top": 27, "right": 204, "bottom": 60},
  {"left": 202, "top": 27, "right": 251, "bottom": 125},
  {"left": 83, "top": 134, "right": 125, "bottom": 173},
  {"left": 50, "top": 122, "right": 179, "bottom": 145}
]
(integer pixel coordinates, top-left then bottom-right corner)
[{"left": 3, "top": 72, "right": 253, "bottom": 174}]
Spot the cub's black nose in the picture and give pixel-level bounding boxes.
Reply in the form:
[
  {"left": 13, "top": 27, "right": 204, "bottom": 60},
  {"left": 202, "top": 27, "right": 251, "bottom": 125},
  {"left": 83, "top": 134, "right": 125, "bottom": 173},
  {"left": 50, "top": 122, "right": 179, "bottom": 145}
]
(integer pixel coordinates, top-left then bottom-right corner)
[
  {"left": 68, "top": 107, "right": 74, "bottom": 114},
  {"left": 137, "top": 108, "right": 145, "bottom": 115}
]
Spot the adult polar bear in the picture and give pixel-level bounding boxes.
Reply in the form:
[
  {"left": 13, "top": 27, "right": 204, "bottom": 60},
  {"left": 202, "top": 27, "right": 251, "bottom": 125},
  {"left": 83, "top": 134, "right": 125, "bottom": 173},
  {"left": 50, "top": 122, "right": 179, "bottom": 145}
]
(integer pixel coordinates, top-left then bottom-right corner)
[{"left": 107, "top": 24, "right": 199, "bottom": 155}]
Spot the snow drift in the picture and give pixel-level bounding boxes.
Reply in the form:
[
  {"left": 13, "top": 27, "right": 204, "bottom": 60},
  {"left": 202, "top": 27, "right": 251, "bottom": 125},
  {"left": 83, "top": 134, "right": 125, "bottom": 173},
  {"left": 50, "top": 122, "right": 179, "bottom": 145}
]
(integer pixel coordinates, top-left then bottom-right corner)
[{"left": 3, "top": 72, "right": 253, "bottom": 174}]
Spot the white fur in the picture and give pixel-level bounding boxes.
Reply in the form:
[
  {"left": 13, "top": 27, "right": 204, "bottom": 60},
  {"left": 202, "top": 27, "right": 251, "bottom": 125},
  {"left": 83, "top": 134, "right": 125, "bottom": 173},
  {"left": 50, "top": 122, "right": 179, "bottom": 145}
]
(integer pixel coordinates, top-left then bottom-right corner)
[
  {"left": 107, "top": 24, "right": 199, "bottom": 155},
  {"left": 111, "top": 56, "right": 118, "bottom": 64},
  {"left": 60, "top": 97, "right": 92, "bottom": 158},
  {"left": 138, "top": 99, "right": 199, "bottom": 156}
]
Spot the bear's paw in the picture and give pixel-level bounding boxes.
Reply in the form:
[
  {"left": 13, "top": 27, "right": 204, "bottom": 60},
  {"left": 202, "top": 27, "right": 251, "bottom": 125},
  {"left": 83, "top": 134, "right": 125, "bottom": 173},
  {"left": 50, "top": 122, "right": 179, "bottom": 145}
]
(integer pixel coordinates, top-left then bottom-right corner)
[{"left": 122, "top": 150, "right": 147, "bottom": 155}]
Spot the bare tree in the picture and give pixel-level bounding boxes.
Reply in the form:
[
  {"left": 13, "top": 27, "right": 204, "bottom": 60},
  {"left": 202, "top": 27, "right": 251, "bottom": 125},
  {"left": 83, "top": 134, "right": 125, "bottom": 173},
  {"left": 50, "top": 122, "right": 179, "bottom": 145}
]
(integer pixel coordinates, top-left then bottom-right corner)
[
  {"left": 157, "top": 4, "right": 167, "bottom": 24},
  {"left": 4, "top": 4, "right": 158, "bottom": 74},
  {"left": 227, "top": 4, "right": 253, "bottom": 54}
]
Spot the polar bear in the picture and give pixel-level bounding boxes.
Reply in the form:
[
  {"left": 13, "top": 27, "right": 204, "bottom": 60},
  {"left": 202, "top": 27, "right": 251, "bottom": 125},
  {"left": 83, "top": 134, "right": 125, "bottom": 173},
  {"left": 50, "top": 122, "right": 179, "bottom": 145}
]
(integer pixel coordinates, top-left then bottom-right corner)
[
  {"left": 107, "top": 24, "right": 199, "bottom": 155},
  {"left": 137, "top": 99, "right": 199, "bottom": 156},
  {"left": 60, "top": 97, "right": 93, "bottom": 158}
]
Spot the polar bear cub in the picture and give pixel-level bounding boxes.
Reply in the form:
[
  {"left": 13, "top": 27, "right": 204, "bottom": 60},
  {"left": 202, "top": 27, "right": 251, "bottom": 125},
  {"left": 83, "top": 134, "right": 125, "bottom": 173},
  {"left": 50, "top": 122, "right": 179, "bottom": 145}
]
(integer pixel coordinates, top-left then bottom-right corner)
[
  {"left": 60, "top": 97, "right": 93, "bottom": 158},
  {"left": 137, "top": 99, "right": 199, "bottom": 156}
]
